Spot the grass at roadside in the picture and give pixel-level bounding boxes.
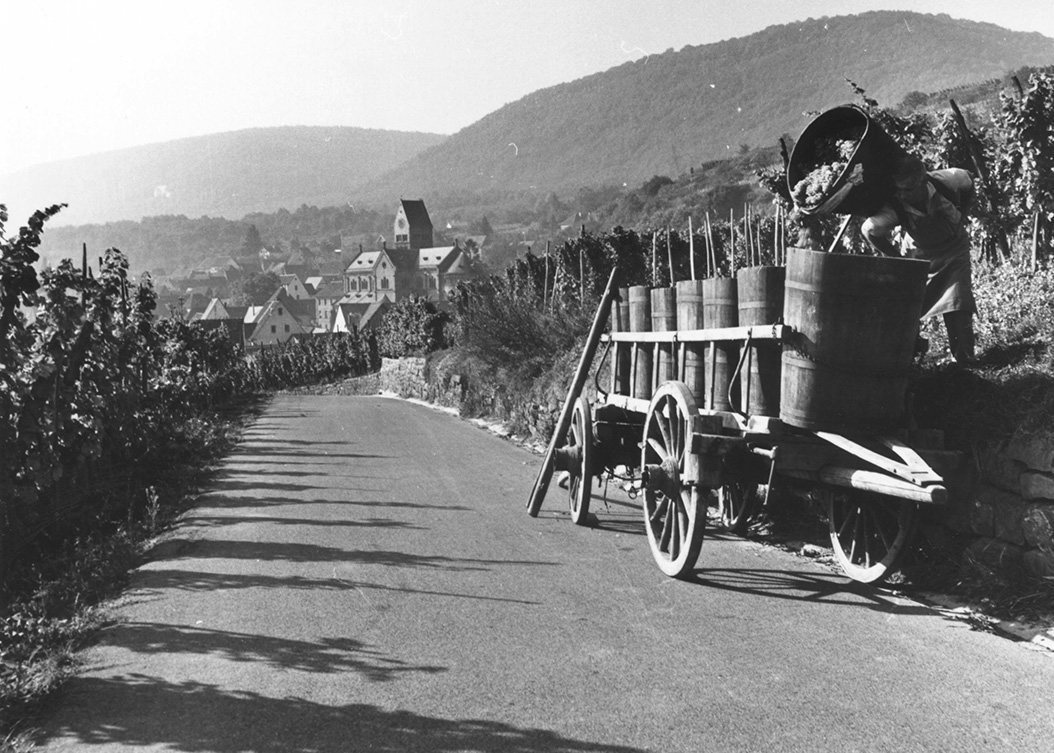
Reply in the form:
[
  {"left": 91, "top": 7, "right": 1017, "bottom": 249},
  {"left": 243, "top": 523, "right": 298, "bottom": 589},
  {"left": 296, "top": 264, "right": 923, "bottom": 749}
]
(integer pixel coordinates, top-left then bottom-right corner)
[{"left": 0, "top": 395, "right": 267, "bottom": 751}]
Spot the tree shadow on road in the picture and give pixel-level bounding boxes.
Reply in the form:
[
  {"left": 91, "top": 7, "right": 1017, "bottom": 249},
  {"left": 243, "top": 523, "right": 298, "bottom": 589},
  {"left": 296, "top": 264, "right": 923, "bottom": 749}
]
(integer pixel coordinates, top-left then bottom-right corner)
[
  {"left": 132, "top": 569, "right": 543, "bottom": 606},
  {"left": 186, "top": 494, "right": 468, "bottom": 511},
  {"left": 34, "top": 674, "right": 648, "bottom": 752},
  {"left": 159, "top": 539, "right": 559, "bottom": 571},
  {"left": 187, "top": 514, "right": 424, "bottom": 530},
  {"left": 97, "top": 621, "right": 447, "bottom": 678}
]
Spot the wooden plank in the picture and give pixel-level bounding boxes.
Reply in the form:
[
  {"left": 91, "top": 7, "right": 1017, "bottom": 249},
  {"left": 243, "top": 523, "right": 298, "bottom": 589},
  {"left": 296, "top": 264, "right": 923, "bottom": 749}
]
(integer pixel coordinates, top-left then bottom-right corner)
[
  {"left": 782, "top": 467, "right": 948, "bottom": 505},
  {"left": 814, "top": 431, "right": 944, "bottom": 487},
  {"left": 605, "top": 324, "right": 791, "bottom": 344},
  {"left": 603, "top": 392, "right": 651, "bottom": 416}
]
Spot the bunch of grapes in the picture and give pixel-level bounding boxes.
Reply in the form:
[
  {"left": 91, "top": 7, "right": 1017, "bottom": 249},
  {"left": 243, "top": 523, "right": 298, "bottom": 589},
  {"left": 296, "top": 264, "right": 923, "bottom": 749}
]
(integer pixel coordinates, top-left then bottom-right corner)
[{"left": 791, "top": 127, "right": 864, "bottom": 209}]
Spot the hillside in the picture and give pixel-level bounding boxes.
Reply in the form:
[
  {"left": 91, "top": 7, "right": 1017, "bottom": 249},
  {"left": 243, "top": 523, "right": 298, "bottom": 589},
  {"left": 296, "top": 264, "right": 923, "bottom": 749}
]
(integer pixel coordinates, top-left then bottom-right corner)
[
  {"left": 355, "top": 11, "right": 1054, "bottom": 204},
  {"left": 1, "top": 126, "right": 446, "bottom": 227}
]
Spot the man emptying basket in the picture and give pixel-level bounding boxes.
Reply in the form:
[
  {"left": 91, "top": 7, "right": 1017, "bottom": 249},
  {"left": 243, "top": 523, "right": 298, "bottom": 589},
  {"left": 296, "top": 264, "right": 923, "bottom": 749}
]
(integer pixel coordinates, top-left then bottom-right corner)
[{"left": 861, "top": 155, "right": 976, "bottom": 364}]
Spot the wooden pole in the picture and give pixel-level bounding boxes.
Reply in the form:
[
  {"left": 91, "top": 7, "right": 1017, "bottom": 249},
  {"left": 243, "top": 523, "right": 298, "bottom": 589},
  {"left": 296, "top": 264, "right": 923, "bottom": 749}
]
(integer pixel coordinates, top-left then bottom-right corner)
[
  {"left": 527, "top": 267, "right": 621, "bottom": 517},
  {"left": 729, "top": 208, "right": 736, "bottom": 277},
  {"left": 775, "top": 203, "right": 784, "bottom": 265},
  {"left": 688, "top": 216, "right": 696, "bottom": 281},
  {"left": 950, "top": 98, "right": 1011, "bottom": 261},
  {"left": 1032, "top": 210, "right": 1040, "bottom": 274},
  {"left": 828, "top": 215, "right": 853, "bottom": 253},
  {"left": 745, "top": 205, "right": 753, "bottom": 266},
  {"left": 579, "top": 246, "right": 585, "bottom": 300},
  {"left": 706, "top": 212, "right": 715, "bottom": 277},
  {"left": 651, "top": 231, "right": 657, "bottom": 284},
  {"left": 666, "top": 227, "right": 675, "bottom": 285},
  {"left": 543, "top": 240, "right": 550, "bottom": 308}
]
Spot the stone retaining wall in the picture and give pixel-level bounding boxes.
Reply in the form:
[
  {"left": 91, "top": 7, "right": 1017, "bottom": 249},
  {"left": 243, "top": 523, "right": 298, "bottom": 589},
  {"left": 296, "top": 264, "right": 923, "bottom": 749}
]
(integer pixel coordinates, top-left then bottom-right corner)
[
  {"left": 943, "top": 436, "right": 1054, "bottom": 578},
  {"left": 338, "top": 357, "right": 1054, "bottom": 579}
]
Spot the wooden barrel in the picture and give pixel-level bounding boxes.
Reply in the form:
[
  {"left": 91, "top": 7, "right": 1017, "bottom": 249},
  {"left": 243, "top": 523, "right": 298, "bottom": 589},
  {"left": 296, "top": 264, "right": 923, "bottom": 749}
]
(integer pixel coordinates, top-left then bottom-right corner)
[
  {"left": 780, "top": 247, "right": 929, "bottom": 432},
  {"left": 609, "top": 287, "right": 632, "bottom": 395},
  {"left": 675, "top": 280, "right": 706, "bottom": 405},
  {"left": 737, "top": 266, "right": 785, "bottom": 417},
  {"left": 702, "top": 277, "right": 738, "bottom": 412},
  {"left": 651, "top": 287, "right": 677, "bottom": 387},
  {"left": 628, "top": 286, "right": 653, "bottom": 400}
]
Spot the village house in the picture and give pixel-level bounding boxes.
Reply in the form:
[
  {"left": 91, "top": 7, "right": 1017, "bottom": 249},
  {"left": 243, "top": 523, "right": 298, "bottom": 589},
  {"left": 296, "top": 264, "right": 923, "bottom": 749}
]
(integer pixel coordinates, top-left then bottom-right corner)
[
  {"left": 243, "top": 291, "right": 310, "bottom": 347},
  {"left": 333, "top": 299, "right": 391, "bottom": 334},
  {"left": 279, "top": 272, "right": 312, "bottom": 301},
  {"left": 311, "top": 280, "right": 346, "bottom": 330},
  {"left": 416, "top": 244, "right": 467, "bottom": 303}
]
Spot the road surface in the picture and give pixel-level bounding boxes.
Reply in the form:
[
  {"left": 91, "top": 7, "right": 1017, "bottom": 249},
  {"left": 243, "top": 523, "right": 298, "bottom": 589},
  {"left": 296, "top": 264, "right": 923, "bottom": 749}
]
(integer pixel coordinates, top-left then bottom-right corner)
[{"left": 32, "top": 394, "right": 1054, "bottom": 751}]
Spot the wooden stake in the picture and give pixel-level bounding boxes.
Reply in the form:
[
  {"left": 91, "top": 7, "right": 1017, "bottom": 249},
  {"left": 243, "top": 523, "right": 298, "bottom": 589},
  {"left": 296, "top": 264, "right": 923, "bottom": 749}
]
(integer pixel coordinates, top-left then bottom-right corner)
[
  {"left": 651, "top": 231, "right": 657, "bottom": 283},
  {"left": 579, "top": 246, "right": 585, "bottom": 299},
  {"left": 729, "top": 208, "right": 736, "bottom": 277},
  {"left": 688, "top": 216, "right": 696, "bottom": 281},
  {"left": 744, "top": 204, "right": 752, "bottom": 267},
  {"left": 775, "top": 203, "right": 784, "bottom": 265},
  {"left": 1033, "top": 210, "right": 1040, "bottom": 274},
  {"left": 543, "top": 240, "right": 550, "bottom": 308},
  {"left": 666, "top": 227, "right": 674, "bottom": 285},
  {"left": 706, "top": 212, "right": 715, "bottom": 277}
]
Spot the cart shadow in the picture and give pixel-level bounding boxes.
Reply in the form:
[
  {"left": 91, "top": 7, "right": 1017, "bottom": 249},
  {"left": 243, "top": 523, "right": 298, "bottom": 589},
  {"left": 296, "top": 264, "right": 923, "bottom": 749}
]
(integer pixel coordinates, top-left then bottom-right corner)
[{"left": 684, "top": 567, "right": 934, "bottom": 616}]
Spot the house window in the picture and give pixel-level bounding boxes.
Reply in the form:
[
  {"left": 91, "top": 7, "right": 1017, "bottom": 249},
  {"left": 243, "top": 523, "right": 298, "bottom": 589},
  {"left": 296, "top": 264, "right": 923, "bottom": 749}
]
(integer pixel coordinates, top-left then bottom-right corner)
[
  {"left": 380, "top": 277, "right": 389, "bottom": 289},
  {"left": 284, "top": 324, "right": 290, "bottom": 333},
  {"left": 396, "top": 233, "right": 408, "bottom": 243},
  {"left": 278, "top": 307, "right": 283, "bottom": 316},
  {"left": 271, "top": 325, "right": 276, "bottom": 334}
]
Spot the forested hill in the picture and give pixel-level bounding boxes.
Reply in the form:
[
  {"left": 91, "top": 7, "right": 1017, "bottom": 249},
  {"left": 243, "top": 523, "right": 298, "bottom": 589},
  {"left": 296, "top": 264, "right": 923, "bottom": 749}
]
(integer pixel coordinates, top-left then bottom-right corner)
[
  {"left": 355, "top": 11, "right": 1054, "bottom": 202},
  {"left": 1, "top": 127, "right": 447, "bottom": 227}
]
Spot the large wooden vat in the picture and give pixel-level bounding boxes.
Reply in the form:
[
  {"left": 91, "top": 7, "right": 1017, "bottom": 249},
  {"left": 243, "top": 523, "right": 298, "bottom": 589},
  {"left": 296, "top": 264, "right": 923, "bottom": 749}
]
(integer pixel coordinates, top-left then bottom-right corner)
[{"left": 780, "top": 248, "right": 929, "bottom": 432}]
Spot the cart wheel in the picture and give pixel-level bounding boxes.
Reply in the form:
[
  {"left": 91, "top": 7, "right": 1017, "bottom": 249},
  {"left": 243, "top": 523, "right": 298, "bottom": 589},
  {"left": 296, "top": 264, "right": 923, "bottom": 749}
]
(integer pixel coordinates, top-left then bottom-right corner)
[
  {"left": 642, "top": 382, "right": 705, "bottom": 578},
  {"left": 567, "top": 395, "right": 594, "bottom": 525},
  {"left": 828, "top": 492, "right": 919, "bottom": 583},
  {"left": 714, "top": 480, "right": 759, "bottom": 534}
]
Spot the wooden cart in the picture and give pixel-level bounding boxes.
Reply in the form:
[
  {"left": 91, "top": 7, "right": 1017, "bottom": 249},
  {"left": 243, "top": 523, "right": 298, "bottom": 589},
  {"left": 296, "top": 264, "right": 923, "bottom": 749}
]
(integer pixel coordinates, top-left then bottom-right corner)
[{"left": 526, "top": 262, "right": 960, "bottom": 584}]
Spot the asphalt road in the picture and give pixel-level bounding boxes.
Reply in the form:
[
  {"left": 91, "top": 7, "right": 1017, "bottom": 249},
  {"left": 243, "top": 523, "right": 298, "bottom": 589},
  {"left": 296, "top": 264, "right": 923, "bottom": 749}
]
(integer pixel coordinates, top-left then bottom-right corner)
[{"left": 32, "top": 394, "right": 1054, "bottom": 752}]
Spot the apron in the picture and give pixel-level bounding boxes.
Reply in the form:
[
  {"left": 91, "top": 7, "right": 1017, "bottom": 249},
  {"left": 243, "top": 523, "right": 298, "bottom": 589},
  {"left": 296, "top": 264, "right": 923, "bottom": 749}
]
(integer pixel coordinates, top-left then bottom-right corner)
[{"left": 897, "top": 177, "right": 975, "bottom": 320}]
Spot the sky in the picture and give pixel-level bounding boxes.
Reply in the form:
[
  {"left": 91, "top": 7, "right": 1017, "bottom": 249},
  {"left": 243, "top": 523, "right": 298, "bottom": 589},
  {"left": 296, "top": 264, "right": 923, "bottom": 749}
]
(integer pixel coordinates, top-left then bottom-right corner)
[{"left": 2, "top": 0, "right": 1053, "bottom": 176}]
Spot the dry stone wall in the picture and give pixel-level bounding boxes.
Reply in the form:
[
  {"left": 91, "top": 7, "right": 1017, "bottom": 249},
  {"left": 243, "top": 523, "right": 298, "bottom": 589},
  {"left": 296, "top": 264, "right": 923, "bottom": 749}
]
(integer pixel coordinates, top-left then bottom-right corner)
[{"left": 943, "top": 434, "right": 1054, "bottom": 579}]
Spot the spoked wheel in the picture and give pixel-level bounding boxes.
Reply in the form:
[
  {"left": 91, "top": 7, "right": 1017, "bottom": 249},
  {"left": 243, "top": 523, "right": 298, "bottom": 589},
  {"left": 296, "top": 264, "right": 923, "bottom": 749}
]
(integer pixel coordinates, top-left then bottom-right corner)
[
  {"left": 828, "top": 491, "right": 919, "bottom": 583},
  {"left": 562, "top": 395, "right": 594, "bottom": 525},
  {"left": 641, "top": 382, "right": 705, "bottom": 579},
  {"left": 713, "top": 480, "right": 759, "bottom": 534}
]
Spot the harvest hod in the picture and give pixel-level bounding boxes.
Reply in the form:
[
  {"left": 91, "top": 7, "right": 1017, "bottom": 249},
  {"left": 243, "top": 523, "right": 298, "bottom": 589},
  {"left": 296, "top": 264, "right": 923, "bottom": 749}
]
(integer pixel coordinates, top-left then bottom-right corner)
[{"left": 526, "top": 250, "right": 961, "bottom": 584}]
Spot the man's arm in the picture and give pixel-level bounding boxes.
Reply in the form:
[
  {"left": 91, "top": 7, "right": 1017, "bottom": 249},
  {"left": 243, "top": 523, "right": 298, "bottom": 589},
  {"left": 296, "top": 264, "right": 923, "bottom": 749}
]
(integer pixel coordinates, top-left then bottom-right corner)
[{"left": 861, "top": 209, "right": 901, "bottom": 257}]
